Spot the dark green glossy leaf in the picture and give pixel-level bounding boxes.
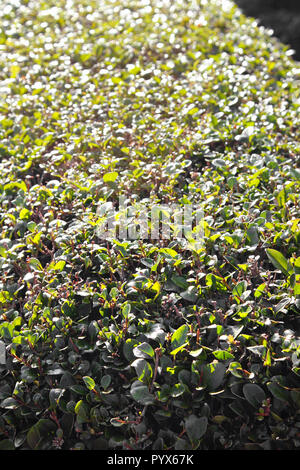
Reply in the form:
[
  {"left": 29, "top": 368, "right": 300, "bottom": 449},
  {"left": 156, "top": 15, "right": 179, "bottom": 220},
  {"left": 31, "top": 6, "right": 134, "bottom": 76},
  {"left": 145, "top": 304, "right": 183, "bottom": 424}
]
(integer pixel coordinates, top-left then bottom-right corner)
[
  {"left": 243, "top": 384, "right": 266, "bottom": 408},
  {"left": 185, "top": 415, "right": 208, "bottom": 442}
]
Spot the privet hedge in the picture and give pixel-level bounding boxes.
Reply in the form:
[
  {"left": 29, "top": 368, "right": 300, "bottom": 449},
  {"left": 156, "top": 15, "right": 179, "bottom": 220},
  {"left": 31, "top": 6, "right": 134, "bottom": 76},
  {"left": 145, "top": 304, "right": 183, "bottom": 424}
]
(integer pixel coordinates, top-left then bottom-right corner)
[{"left": 0, "top": 0, "right": 299, "bottom": 450}]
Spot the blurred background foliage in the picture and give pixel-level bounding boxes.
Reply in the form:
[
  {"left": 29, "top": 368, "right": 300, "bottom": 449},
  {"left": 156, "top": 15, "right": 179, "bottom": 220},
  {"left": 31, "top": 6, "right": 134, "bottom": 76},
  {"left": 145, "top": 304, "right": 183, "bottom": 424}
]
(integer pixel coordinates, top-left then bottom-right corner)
[{"left": 234, "top": 0, "right": 300, "bottom": 60}]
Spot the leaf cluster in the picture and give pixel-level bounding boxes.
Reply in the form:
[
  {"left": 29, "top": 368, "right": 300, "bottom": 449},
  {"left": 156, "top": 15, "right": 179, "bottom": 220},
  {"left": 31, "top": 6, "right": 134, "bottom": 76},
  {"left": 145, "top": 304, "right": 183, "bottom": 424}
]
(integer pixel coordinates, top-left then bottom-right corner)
[{"left": 0, "top": 0, "right": 299, "bottom": 451}]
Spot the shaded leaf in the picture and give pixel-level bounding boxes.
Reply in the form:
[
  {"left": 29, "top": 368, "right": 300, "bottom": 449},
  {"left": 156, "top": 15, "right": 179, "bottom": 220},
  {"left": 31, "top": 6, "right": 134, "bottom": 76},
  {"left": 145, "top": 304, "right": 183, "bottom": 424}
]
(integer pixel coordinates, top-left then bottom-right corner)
[
  {"left": 243, "top": 384, "right": 266, "bottom": 408},
  {"left": 185, "top": 415, "right": 208, "bottom": 442},
  {"left": 130, "top": 381, "right": 155, "bottom": 405}
]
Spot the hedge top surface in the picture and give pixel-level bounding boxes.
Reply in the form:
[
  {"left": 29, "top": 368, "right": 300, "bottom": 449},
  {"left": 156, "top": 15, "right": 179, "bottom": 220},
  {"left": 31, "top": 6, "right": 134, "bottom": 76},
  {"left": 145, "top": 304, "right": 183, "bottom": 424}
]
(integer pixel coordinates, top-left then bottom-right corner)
[{"left": 0, "top": 0, "right": 299, "bottom": 451}]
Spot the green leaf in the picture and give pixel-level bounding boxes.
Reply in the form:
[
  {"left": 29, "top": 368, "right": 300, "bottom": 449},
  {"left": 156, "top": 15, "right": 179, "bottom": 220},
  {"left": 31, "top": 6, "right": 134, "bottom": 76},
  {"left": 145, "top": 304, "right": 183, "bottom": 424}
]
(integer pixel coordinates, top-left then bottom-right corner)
[
  {"left": 171, "top": 324, "right": 189, "bottom": 352},
  {"left": 294, "top": 257, "right": 300, "bottom": 275},
  {"left": 246, "top": 226, "right": 259, "bottom": 245},
  {"left": 27, "top": 425, "right": 41, "bottom": 449},
  {"left": 69, "top": 385, "right": 87, "bottom": 395},
  {"left": 160, "top": 248, "right": 178, "bottom": 258},
  {"left": 52, "top": 260, "right": 66, "bottom": 271},
  {"left": 101, "top": 375, "right": 111, "bottom": 390},
  {"left": 212, "top": 350, "right": 234, "bottom": 361},
  {"left": 19, "top": 208, "right": 32, "bottom": 220},
  {"left": 74, "top": 400, "right": 90, "bottom": 422},
  {"left": 144, "top": 323, "right": 166, "bottom": 344},
  {"left": 243, "top": 384, "right": 266, "bottom": 408},
  {"left": 130, "top": 380, "right": 155, "bottom": 405},
  {"left": 83, "top": 376, "right": 96, "bottom": 391},
  {"left": 131, "top": 358, "right": 153, "bottom": 384},
  {"left": 228, "top": 361, "right": 244, "bottom": 378},
  {"left": 0, "top": 291, "right": 14, "bottom": 305},
  {"left": 266, "top": 249, "right": 293, "bottom": 276},
  {"left": 229, "top": 401, "right": 246, "bottom": 418},
  {"left": 267, "top": 382, "right": 291, "bottom": 403},
  {"left": 170, "top": 383, "right": 186, "bottom": 397},
  {"left": 121, "top": 302, "right": 131, "bottom": 318},
  {"left": 247, "top": 345, "right": 266, "bottom": 357},
  {"left": 59, "top": 372, "right": 76, "bottom": 388},
  {"left": 185, "top": 415, "right": 208, "bottom": 442},
  {"left": 141, "top": 258, "right": 155, "bottom": 268},
  {"left": 254, "top": 283, "right": 266, "bottom": 299},
  {"left": 171, "top": 275, "right": 189, "bottom": 290},
  {"left": 201, "top": 362, "right": 226, "bottom": 391},
  {"left": 4, "top": 181, "right": 27, "bottom": 193},
  {"left": 170, "top": 343, "right": 189, "bottom": 356},
  {"left": 133, "top": 342, "right": 155, "bottom": 359},
  {"left": 232, "top": 281, "right": 247, "bottom": 298},
  {"left": 151, "top": 281, "right": 161, "bottom": 297},
  {"left": 180, "top": 286, "right": 198, "bottom": 302},
  {"left": 103, "top": 172, "right": 118, "bottom": 183},
  {"left": 49, "top": 388, "right": 65, "bottom": 409},
  {"left": 28, "top": 258, "right": 43, "bottom": 272}
]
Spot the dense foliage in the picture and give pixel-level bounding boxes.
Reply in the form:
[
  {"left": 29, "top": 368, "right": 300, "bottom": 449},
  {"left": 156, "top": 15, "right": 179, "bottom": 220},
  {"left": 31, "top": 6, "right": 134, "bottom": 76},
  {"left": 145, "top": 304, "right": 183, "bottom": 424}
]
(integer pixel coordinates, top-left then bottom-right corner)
[{"left": 0, "top": 0, "right": 299, "bottom": 451}]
